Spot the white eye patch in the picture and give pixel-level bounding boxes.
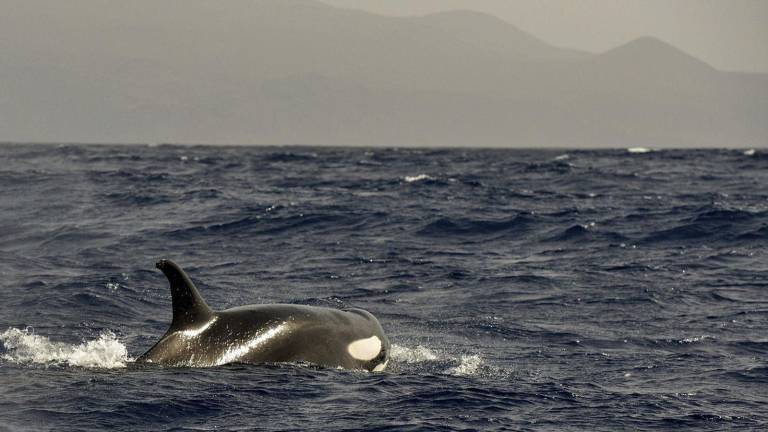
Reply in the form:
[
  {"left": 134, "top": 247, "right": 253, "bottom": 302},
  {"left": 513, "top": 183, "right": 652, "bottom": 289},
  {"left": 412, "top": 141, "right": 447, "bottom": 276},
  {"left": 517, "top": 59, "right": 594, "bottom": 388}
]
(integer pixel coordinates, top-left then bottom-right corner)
[{"left": 347, "top": 336, "right": 382, "bottom": 361}]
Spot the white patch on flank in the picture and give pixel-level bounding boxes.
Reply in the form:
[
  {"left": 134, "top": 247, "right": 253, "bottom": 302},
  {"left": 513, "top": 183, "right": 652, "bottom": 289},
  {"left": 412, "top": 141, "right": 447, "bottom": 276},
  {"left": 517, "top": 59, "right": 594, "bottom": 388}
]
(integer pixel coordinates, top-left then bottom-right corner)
[
  {"left": 372, "top": 360, "right": 388, "bottom": 372},
  {"left": 177, "top": 317, "right": 219, "bottom": 338},
  {"left": 347, "top": 335, "right": 382, "bottom": 361},
  {"left": 214, "top": 323, "right": 288, "bottom": 366}
]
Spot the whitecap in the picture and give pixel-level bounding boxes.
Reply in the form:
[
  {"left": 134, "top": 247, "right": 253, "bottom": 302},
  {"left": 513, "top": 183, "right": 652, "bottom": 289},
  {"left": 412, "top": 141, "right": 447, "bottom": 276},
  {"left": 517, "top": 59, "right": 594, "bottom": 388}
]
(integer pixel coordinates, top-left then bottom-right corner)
[
  {"left": 627, "top": 147, "right": 653, "bottom": 154},
  {"left": 677, "top": 335, "right": 711, "bottom": 344},
  {"left": 403, "top": 174, "right": 434, "bottom": 183},
  {"left": 0, "top": 327, "right": 132, "bottom": 369},
  {"left": 743, "top": 149, "right": 756, "bottom": 156}
]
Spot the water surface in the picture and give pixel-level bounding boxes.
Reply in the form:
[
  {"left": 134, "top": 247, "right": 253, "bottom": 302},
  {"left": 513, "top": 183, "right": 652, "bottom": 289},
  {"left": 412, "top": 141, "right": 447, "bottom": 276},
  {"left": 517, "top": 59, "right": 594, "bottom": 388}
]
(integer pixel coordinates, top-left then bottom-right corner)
[{"left": 1, "top": 144, "right": 767, "bottom": 431}]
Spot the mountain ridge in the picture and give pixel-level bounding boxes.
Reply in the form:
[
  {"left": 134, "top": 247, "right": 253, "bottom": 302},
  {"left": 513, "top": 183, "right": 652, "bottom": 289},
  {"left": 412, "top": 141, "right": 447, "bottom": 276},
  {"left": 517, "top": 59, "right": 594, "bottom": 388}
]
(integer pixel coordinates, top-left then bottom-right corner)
[{"left": 0, "top": 0, "right": 764, "bottom": 147}]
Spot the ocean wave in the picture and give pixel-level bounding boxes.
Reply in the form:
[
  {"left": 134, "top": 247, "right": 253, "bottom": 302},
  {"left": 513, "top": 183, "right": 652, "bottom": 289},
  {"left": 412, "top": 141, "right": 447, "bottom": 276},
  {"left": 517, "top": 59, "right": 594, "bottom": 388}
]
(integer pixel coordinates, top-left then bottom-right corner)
[
  {"left": 546, "top": 223, "right": 627, "bottom": 242},
  {"left": 642, "top": 224, "right": 716, "bottom": 242},
  {"left": 164, "top": 213, "right": 354, "bottom": 239},
  {"left": 3, "top": 144, "right": 768, "bottom": 429},
  {"left": 726, "top": 340, "right": 768, "bottom": 355},
  {"left": 103, "top": 192, "right": 173, "bottom": 206},
  {"left": 403, "top": 174, "right": 434, "bottom": 183},
  {"left": 692, "top": 207, "right": 763, "bottom": 223},
  {"left": 742, "top": 149, "right": 768, "bottom": 160},
  {"left": 263, "top": 151, "right": 318, "bottom": 162},
  {"left": 737, "top": 225, "right": 768, "bottom": 240},
  {"left": 401, "top": 174, "right": 455, "bottom": 187},
  {"left": 0, "top": 327, "right": 131, "bottom": 369},
  {"left": 417, "top": 214, "right": 535, "bottom": 237},
  {"left": 642, "top": 206, "right": 767, "bottom": 243},
  {"left": 524, "top": 160, "right": 572, "bottom": 173},
  {"left": 91, "top": 170, "right": 172, "bottom": 184}
]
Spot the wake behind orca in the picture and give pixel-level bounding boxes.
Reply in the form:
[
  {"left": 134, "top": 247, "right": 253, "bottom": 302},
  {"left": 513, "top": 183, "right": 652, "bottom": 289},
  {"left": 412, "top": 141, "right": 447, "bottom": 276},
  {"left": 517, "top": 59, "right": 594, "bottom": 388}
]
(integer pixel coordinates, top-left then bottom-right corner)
[{"left": 137, "top": 260, "right": 390, "bottom": 371}]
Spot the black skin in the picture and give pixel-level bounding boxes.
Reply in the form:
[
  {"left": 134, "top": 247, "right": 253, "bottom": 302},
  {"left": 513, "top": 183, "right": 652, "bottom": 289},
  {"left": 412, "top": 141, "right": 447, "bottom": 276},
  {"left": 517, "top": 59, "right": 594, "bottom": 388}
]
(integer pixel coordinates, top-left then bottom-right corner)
[{"left": 136, "top": 260, "right": 389, "bottom": 371}]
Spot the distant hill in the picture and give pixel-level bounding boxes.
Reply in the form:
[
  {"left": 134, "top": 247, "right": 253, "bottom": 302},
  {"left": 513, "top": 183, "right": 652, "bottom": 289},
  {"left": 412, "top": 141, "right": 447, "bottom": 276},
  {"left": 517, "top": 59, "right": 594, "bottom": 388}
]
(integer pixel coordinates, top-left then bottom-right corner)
[{"left": 0, "top": 0, "right": 765, "bottom": 147}]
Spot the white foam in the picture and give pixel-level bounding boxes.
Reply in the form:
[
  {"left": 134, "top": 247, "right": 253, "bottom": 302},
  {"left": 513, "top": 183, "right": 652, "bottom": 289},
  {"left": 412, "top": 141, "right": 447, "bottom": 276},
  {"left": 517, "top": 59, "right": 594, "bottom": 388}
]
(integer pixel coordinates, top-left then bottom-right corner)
[
  {"left": 403, "top": 174, "right": 434, "bottom": 183},
  {"left": 627, "top": 147, "right": 653, "bottom": 154},
  {"left": 390, "top": 344, "right": 438, "bottom": 363},
  {"left": 445, "top": 355, "right": 484, "bottom": 376},
  {"left": 677, "top": 335, "right": 711, "bottom": 344},
  {"left": 0, "top": 327, "right": 131, "bottom": 369},
  {"left": 743, "top": 149, "right": 756, "bottom": 156},
  {"left": 389, "top": 344, "right": 492, "bottom": 377}
]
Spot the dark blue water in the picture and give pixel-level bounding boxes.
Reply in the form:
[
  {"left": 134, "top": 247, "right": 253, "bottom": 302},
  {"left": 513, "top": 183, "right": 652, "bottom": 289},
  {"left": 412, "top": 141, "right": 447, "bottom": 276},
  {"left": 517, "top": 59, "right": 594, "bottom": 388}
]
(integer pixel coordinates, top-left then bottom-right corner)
[{"left": 1, "top": 144, "right": 767, "bottom": 431}]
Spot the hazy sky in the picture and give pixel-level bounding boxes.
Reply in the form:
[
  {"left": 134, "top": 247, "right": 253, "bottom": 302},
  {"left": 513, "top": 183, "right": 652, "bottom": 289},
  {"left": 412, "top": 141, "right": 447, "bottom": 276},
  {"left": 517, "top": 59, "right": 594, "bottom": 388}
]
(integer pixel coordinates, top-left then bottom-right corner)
[{"left": 321, "top": 0, "right": 768, "bottom": 73}]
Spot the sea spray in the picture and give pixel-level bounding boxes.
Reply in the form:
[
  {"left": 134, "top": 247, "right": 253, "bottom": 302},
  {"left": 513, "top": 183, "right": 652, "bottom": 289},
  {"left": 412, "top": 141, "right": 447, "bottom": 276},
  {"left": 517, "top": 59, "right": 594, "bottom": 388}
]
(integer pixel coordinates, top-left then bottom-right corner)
[
  {"left": 445, "top": 355, "right": 484, "bottom": 377},
  {"left": 390, "top": 344, "right": 439, "bottom": 363},
  {"left": 390, "top": 344, "right": 488, "bottom": 377},
  {"left": 0, "top": 327, "right": 131, "bottom": 369}
]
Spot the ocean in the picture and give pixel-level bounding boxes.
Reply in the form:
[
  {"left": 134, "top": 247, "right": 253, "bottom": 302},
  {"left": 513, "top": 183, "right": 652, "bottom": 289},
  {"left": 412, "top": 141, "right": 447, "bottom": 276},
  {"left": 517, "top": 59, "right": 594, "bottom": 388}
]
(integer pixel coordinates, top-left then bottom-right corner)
[{"left": 0, "top": 144, "right": 766, "bottom": 431}]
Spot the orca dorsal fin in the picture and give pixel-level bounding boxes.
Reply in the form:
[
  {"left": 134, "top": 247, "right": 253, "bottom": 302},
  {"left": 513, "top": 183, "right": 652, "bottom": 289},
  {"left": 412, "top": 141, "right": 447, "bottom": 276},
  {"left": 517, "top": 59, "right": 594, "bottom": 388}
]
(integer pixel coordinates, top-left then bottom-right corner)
[{"left": 156, "top": 259, "right": 214, "bottom": 330}]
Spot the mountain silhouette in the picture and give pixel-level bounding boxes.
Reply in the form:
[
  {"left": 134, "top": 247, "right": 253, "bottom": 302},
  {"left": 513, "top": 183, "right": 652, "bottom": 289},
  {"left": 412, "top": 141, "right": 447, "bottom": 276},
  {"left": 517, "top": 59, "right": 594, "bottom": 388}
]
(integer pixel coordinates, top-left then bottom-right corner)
[{"left": 0, "top": 0, "right": 765, "bottom": 147}]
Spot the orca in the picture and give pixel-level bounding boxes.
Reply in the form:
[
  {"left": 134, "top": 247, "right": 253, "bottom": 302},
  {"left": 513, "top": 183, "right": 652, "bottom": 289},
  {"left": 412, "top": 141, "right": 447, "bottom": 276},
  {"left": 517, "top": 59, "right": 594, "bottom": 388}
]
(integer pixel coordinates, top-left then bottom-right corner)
[{"left": 136, "top": 259, "right": 389, "bottom": 371}]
